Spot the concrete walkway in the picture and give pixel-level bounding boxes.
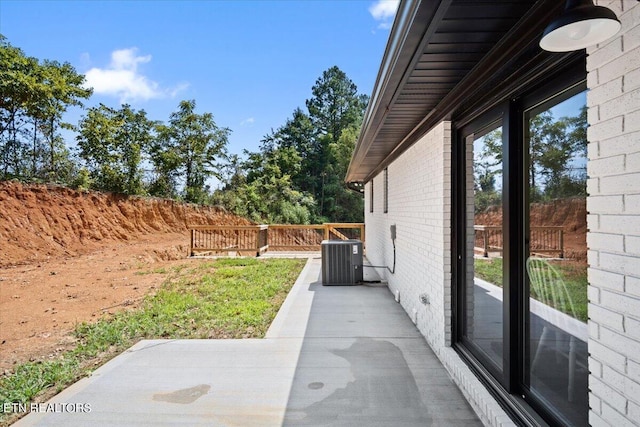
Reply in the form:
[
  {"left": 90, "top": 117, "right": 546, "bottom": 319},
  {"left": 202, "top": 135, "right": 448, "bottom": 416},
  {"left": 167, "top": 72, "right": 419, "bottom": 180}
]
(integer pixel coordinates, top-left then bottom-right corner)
[{"left": 16, "top": 256, "right": 481, "bottom": 426}]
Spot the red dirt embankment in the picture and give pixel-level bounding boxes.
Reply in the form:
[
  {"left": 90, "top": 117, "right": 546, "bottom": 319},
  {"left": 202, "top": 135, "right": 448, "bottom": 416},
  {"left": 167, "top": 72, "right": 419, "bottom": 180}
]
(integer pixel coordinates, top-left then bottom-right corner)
[
  {"left": 0, "top": 181, "right": 252, "bottom": 371},
  {"left": 0, "top": 181, "right": 251, "bottom": 267},
  {"left": 475, "top": 197, "right": 587, "bottom": 260}
]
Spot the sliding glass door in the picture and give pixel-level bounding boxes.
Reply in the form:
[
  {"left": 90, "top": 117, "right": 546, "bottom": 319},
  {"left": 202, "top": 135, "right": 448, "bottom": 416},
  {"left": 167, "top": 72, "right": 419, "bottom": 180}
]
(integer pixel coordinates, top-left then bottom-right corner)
[
  {"left": 454, "top": 70, "right": 588, "bottom": 426},
  {"left": 524, "top": 88, "right": 588, "bottom": 426}
]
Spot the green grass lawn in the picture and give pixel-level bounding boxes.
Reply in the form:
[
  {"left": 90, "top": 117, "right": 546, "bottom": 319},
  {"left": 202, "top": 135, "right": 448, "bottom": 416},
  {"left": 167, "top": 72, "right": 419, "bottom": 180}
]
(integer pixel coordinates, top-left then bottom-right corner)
[
  {"left": 0, "top": 257, "right": 306, "bottom": 426},
  {"left": 474, "top": 257, "right": 588, "bottom": 322}
]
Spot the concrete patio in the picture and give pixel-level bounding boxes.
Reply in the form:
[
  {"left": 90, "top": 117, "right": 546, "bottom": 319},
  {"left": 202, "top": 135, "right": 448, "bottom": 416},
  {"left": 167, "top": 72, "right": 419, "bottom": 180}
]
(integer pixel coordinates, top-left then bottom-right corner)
[{"left": 15, "top": 256, "right": 481, "bottom": 426}]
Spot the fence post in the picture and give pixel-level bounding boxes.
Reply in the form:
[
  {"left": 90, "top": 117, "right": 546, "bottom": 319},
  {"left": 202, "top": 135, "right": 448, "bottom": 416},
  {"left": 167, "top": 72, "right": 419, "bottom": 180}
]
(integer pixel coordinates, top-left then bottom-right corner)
[
  {"left": 190, "top": 228, "right": 194, "bottom": 257},
  {"left": 559, "top": 229, "right": 564, "bottom": 259},
  {"left": 264, "top": 225, "right": 269, "bottom": 255},
  {"left": 323, "top": 224, "right": 329, "bottom": 240},
  {"left": 255, "top": 226, "right": 260, "bottom": 257},
  {"left": 483, "top": 228, "right": 489, "bottom": 258}
]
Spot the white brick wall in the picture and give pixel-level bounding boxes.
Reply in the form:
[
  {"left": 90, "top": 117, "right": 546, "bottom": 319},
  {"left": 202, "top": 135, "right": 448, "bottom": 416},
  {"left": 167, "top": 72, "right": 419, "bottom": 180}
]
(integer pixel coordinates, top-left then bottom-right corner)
[
  {"left": 588, "top": 1, "right": 640, "bottom": 425},
  {"left": 365, "top": 122, "right": 451, "bottom": 349},
  {"left": 364, "top": 121, "right": 512, "bottom": 426}
]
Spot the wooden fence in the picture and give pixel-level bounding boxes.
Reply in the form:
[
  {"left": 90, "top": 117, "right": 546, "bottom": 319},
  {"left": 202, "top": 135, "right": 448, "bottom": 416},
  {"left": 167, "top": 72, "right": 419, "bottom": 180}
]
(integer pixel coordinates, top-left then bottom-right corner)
[
  {"left": 530, "top": 226, "right": 564, "bottom": 258},
  {"left": 188, "top": 223, "right": 365, "bottom": 256},
  {"left": 474, "top": 225, "right": 564, "bottom": 258},
  {"left": 474, "top": 226, "right": 503, "bottom": 258},
  {"left": 189, "top": 225, "right": 269, "bottom": 256}
]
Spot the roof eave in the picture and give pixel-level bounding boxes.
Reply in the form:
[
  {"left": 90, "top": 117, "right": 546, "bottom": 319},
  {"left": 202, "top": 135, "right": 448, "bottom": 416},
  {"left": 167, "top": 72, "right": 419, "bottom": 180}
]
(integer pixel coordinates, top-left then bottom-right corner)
[
  {"left": 346, "top": 0, "right": 567, "bottom": 185},
  {"left": 346, "top": 0, "right": 447, "bottom": 183}
]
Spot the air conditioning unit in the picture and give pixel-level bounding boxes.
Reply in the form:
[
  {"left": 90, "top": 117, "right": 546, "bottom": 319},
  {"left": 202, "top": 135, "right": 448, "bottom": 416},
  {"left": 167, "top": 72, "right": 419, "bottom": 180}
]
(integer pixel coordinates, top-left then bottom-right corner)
[{"left": 321, "top": 240, "right": 363, "bottom": 285}]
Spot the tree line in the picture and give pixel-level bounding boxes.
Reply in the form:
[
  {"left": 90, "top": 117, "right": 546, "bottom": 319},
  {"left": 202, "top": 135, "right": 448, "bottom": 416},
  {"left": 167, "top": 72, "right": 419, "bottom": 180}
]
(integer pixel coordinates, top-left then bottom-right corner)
[
  {"left": 473, "top": 105, "right": 587, "bottom": 214},
  {"left": 1, "top": 36, "right": 366, "bottom": 223}
]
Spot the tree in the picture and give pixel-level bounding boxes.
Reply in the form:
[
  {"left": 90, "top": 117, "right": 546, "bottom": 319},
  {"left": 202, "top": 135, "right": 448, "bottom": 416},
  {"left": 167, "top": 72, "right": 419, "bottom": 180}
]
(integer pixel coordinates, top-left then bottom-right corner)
[
  {"left": 206, "top": 66, "right": 369, "bottom": 222},
  {"left": 38, "top": 60, "right": 92, "bottom": 179},
  {"left": 227, "top": 145, "right": 316, "bottom": 223},
  {"left": 258, "top": 109, "right": 322, "bottom": 216},
  {"left": 217, "top": 153, "right": 245, "bottom": 191},
  {"left": 306, "top": 66, "right": 368, "bottom": 143},
  {"left": 77, "top": 104, "right": 154, "bottom": 194},
  {"left": 549, "top": 106, "right": 587, "bottom": 198},
  {"left": 474, "top": 108, "right": 587, "bottom": 205},
  {"left": 473, "top": 128, "right": 503, "bottom": 213},
  {"left": 273, "top": 108, "right": 317, "bottom": 192},
  {"left": 150, "top": 100, "right": 229, "bottom": 203},
  {"left": 528, "top": 109, "right": 586, "bottom": 201},
  {"left": 303, "top": 66, "right": 368, "bottom": 220},
  {"left": 1, "top": 37, "right": 42, "bottom": 178},
  {"left": 213, "top": 66, "right": 368, "bottom": 223},
  {"left": 0, "top": 36, "right": 91, "bottom": 182},
  {"left": 323, "top": 125, "right": 364, "bottom": 222}
]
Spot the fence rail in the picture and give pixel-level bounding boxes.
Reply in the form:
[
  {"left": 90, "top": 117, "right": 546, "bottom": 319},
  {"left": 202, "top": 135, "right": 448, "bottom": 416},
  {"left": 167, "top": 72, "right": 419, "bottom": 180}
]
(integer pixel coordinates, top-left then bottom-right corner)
[
  {"left": 530, "top": 226, "right": 564, "bottom": 258},
  {"left": 188, "top": 223, "right": 365, "bottom": 256},
  {"left": 190, "top": 225, "right": 268, "bottom": 257},
  {"left": 474, "top": 225, "right": 564, "bottom": 258}
]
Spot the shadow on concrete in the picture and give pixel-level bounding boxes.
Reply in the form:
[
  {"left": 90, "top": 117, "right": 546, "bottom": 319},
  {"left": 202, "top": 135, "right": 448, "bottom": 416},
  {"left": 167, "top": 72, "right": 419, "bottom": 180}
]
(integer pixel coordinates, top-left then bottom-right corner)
[{"left": 282, "top": 268, "right": 480, "bottom": 426}]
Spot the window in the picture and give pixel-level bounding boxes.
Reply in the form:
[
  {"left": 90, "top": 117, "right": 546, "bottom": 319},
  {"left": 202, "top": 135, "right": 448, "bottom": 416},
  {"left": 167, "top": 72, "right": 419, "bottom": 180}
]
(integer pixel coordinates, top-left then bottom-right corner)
[
  {"left": 453, "top": 64, "right": 588, "bottom": 426},
  {"left": 383, "top": 168, "right": 389, "bottom": 213},
  {"left": 460, "top": 112, "right": 505, "bottom": 374},
  {"left": 369, "top": 180, "right": 374, "bottom": 213}
]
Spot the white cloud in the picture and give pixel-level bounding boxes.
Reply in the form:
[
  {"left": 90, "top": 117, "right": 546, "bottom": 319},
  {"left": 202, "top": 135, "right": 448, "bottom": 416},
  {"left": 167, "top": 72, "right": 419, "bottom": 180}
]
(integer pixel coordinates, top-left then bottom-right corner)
[
  {"left": 169, "top": 82, "right": 191, "bottom": 98},
  {"left": 369, "top": 0, "right": 399, "bottom": 30},
  {"left": 83, "top": 48, "right": 188, "bottom": 103},
  {"left": 240, "top": 117, "right": 255, "bottom": 126}
]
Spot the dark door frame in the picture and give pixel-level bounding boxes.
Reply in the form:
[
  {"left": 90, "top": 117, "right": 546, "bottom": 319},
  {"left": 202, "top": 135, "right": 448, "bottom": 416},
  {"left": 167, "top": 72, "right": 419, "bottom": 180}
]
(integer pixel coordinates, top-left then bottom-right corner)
[{"left": 451, "top": 57, "right": 587, "bottom": 426}]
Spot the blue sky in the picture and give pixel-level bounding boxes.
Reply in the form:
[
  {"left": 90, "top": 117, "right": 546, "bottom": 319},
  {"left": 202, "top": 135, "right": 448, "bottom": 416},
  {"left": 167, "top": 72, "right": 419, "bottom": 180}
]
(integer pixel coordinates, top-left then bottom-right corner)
[{"left": 0, "top": 0, "right": 398, "bottom": 160}]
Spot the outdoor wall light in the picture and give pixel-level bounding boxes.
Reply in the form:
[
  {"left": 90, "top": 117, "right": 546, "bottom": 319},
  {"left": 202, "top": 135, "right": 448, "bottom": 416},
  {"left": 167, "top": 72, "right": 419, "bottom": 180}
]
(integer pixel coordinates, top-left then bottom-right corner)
[{"left": 540, "top": 0, "right": 621, "bottom": 52}]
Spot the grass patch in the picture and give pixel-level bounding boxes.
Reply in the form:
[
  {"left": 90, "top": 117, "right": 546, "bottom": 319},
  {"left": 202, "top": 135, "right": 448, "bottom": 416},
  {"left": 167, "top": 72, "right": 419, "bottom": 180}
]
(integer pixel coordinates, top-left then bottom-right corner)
[
  {"left": 0, "top": 257, "right": 306, "bottom": 425},
  {"left": 474, "top": 257, "right": 588, "bottom": 322},
  {"left": 473, "top": 257, "right": 503, "bottom": 286}
]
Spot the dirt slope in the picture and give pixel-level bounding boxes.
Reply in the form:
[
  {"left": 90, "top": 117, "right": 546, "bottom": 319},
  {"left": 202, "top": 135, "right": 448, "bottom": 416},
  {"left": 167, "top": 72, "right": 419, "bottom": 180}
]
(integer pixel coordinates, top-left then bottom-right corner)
[
  {"left": 475, "top": 197, "right": 586, "bottom": 230},
  {"left": 0, "top": 181, "right": 251, "bottom": 267},
  {"left": 0, "top": 182, "right": 252, "bottom": 372},
  {"left": 475, "top": 197, "right": 587, "bottom": 260}
]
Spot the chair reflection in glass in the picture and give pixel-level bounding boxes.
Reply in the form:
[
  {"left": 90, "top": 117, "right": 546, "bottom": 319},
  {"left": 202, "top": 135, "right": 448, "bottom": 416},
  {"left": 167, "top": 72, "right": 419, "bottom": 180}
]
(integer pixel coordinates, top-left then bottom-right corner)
[{"left": 526, "top": 257, "right": 581, "bottom": 402}]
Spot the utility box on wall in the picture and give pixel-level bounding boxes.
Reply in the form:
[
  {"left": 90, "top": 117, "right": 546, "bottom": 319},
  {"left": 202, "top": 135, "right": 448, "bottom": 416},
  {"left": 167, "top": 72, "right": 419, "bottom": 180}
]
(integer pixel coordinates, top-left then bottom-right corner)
[{"left": 321, "top": 240, "right": 363, "bottom": 285}]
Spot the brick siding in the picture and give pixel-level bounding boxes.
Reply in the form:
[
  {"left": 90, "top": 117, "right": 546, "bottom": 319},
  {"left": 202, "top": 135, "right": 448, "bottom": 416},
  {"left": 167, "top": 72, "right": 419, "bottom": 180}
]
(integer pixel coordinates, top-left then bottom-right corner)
[{"left": 588, "top": 2, "right": 640, "bottom": 425}]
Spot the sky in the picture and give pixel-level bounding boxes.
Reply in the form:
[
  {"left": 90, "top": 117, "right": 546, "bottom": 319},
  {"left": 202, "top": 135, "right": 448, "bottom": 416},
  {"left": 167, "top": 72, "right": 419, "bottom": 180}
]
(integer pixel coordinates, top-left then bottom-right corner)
[{"left": 0, "top": 0, "right": 399, "bottom": 167}]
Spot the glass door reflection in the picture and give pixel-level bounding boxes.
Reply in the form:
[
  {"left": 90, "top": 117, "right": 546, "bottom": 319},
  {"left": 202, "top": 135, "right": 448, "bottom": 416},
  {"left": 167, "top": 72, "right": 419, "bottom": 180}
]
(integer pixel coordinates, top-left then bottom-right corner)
[
  {"left": 525, "top": 91, "right": 588, "bottom": 426},
  {"left": 465, "top": 121, "right": 504, "bottom": 373}
]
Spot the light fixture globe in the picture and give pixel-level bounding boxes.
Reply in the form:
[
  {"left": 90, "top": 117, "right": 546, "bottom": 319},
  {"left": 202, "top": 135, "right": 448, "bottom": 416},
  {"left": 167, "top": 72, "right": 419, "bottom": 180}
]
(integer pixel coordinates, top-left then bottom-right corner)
[{"left": 540, "top": 0, "right": 621, "bottom": 52}]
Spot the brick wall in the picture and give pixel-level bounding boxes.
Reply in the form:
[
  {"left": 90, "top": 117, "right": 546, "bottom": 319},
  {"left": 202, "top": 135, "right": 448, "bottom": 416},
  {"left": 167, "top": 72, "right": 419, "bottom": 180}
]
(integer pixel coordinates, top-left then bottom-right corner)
[
  {"left": 587, "top": 2, "right": 640, "bottom": 426},
  {"left": 365, "top": 121, "right": 450, "bottom": 349},
  {"left": 364, "top": 121, "right": 513, "bottom": 426}
]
